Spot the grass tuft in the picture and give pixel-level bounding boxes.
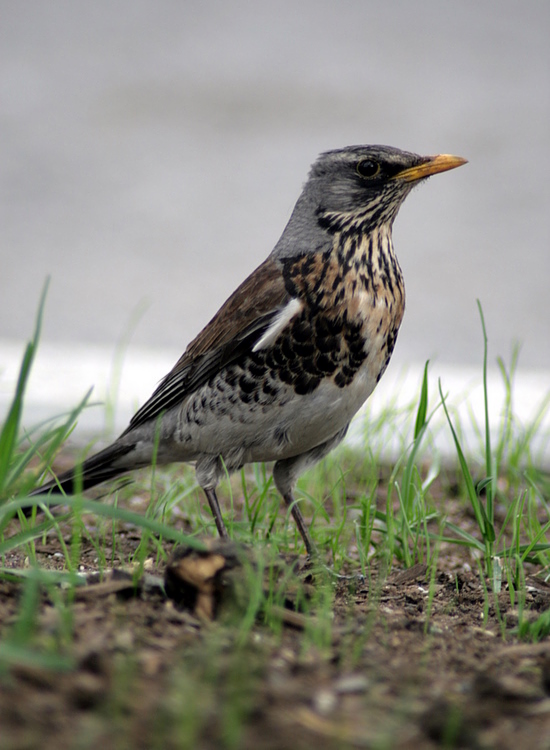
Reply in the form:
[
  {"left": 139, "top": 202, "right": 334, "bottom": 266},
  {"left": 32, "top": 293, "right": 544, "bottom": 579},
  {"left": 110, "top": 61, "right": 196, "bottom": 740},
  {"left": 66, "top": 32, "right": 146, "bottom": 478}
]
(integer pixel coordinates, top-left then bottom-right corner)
[{"left": 1, "top": 291, "right": 550, "bottom": 745}]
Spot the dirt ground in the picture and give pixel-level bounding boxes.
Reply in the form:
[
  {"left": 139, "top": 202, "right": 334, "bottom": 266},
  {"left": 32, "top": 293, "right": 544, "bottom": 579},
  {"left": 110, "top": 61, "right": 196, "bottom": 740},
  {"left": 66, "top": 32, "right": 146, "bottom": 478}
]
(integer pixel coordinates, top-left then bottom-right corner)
[{"left": 1, "top": 481, "right": 550, "bottom": 750}]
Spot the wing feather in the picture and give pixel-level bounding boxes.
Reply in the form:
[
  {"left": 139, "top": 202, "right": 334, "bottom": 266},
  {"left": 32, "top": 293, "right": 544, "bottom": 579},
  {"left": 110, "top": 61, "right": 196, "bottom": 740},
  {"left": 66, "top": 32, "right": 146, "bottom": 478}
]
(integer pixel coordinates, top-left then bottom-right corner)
[{"left": 124, "top": 258, "right": 290, "bottom": 431}]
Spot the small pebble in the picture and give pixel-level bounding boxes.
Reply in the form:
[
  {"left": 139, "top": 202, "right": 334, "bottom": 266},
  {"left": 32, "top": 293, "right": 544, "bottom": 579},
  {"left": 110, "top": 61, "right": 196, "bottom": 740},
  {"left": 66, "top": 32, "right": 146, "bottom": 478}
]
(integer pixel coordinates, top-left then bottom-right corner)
[
  {"left": 334, "top": 674, "right": 370, "bottom": 694},
  {"left": 314, "top": 688, "right": 337, "bottom": 715}
]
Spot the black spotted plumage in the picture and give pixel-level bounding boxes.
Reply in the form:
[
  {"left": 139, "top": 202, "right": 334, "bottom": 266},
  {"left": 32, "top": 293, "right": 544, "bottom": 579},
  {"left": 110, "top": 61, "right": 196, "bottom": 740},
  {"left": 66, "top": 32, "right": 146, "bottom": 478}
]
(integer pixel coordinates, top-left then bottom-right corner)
[{"left": 30, "top": 145, "right": 466, "bottom": 557}]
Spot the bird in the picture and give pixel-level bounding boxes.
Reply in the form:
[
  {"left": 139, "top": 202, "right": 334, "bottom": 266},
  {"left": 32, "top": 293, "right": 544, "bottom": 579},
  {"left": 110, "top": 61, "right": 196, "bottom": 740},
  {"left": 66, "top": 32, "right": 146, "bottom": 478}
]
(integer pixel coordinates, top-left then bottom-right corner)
[{"left": 31, "top": 145, "right": 466, "bottom": 556}]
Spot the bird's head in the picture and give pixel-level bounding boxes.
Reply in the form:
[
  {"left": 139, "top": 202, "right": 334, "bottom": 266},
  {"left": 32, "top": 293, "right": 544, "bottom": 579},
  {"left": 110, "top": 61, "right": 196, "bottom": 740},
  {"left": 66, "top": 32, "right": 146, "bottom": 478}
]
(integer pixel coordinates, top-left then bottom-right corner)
[
  {"left": 307, "top": 145, "right": 467, "bottom": 233},
  {"left": 272, "top": 145, "right": 466, "bottom": 259}
]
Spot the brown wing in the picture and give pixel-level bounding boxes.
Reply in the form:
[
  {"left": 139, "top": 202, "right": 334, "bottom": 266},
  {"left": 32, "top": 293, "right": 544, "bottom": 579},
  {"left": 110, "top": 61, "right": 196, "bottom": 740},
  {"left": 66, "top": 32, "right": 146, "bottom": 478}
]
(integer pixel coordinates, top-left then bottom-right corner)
[{"left": 124, "top": 258, "right": 289, "bottom": 431}]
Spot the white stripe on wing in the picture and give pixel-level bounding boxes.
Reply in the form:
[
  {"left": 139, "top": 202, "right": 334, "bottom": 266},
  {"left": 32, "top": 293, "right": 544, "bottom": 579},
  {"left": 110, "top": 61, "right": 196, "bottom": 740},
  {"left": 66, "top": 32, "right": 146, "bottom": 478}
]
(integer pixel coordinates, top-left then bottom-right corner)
[{"left": 252, "top": 298, "right": 303, "bottom": 352}]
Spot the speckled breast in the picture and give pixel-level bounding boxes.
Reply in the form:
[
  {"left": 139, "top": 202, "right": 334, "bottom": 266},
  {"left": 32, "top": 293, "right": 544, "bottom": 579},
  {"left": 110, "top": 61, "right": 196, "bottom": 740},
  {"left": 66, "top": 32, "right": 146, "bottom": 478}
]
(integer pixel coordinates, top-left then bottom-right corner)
[{"left": 276, "top": 227, "right": 406, "bottom": 396}]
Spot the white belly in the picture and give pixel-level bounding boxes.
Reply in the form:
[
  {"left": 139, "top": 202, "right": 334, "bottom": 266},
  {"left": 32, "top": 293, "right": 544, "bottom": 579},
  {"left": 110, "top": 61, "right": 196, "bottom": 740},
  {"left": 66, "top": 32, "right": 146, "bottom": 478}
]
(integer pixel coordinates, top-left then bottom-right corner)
[{"left": 168, "top": 360, "right": 377, "bottom": 466}]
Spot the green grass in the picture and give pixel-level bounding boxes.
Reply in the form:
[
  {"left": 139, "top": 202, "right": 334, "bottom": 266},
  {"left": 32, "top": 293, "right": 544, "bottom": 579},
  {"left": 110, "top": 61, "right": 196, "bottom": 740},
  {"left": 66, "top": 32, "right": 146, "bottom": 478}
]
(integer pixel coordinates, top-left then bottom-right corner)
[
  {"left": 1, "top": 289, "right": 550, "bottom": 747},
  {"left": 3, "top": 290, "right": 550, "bottom": 595}
]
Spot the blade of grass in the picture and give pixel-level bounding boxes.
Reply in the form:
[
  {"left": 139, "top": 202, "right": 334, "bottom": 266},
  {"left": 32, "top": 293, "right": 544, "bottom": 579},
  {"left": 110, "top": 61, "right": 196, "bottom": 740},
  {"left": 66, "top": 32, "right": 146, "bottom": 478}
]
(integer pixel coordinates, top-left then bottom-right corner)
[
  {"left": 438, "top": 379, "right": 495, "bottom": 574},
  {"left": 2, "top": 496, "right": 206, "bottom": 551},
  {"left": 0, "top": 279, "right": 49, "bottom": 492},
  {"left": 477, "top": 300, "right": 495, "bottom": 543},
  {"left": 0, "top": 516, "right": 68, "bottom": 556},
  {"left": 5, "top": 388, "right": 93, "bottom": 497},
  {"left": 0, "top": 642, "right": 74, "bottom": 671},
  {"left": 413, "top": 360, "right": 430, "bottom": 440}
]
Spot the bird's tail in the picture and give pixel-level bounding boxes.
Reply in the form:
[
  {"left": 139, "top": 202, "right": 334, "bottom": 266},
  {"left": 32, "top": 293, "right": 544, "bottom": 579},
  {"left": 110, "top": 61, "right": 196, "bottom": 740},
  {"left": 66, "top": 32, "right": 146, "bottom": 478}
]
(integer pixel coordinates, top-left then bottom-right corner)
[{"left": 29, "top": 441, "right": 136, "bottom": 498}]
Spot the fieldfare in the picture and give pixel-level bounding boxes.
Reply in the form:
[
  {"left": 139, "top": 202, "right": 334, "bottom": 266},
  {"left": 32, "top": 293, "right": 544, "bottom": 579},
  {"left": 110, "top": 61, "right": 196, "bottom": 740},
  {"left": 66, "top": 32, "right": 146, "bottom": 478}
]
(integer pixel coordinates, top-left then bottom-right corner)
[{"left": 32, "top": 145, "right": 466, "bottom": 555}]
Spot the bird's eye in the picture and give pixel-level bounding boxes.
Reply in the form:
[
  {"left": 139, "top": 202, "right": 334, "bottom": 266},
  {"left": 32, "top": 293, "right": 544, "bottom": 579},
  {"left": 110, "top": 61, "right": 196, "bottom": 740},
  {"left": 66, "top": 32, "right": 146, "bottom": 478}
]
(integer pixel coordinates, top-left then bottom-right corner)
[{"left": 356, "top": 159, "right": 380, "bottom": 178}]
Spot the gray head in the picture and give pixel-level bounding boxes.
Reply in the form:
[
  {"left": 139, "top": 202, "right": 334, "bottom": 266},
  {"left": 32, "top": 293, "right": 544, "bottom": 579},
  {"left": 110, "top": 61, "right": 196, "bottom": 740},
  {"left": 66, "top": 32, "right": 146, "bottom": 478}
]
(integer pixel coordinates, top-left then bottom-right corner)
[{"left": 272, "top": 145, "right": 466, "bottom": 259}]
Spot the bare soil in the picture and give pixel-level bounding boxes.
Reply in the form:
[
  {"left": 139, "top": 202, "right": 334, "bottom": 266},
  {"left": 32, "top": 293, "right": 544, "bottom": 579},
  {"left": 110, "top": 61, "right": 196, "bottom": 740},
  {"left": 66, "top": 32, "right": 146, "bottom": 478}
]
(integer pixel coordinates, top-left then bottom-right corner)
[{"left": 1, "top": 478, "right": 550, "bottom": 750}]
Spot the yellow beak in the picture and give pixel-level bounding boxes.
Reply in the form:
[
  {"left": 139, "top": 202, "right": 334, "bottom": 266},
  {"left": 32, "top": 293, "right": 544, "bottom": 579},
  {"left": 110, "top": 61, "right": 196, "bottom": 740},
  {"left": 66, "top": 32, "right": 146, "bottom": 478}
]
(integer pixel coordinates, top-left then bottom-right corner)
[{"left": 395, "top": 154, "right": 468, "bottom": 183}]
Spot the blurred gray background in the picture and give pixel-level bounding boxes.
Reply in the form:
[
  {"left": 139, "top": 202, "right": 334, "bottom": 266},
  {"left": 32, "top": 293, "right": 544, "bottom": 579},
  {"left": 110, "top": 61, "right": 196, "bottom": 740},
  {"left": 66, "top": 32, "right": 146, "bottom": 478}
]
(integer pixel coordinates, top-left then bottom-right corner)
[{"left": 1, "top": 0, "right": 549, "bottom": 373}]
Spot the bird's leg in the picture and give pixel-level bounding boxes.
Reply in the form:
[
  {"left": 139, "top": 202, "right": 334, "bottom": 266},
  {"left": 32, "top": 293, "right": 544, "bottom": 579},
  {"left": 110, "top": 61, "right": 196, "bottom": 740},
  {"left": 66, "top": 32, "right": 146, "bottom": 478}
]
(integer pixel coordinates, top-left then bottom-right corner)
[
  {"left": 282, "top": 491, "right": 317, "bottom": 558},
  {"left": 203, "top": 487, "right": 229, "bottom": 539}
]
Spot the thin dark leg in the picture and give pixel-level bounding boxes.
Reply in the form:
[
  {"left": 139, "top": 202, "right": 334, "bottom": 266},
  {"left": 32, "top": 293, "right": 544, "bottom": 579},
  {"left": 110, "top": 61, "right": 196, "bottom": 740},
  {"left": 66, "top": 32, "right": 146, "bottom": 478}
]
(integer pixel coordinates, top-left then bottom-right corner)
[
  {"left": 282, "top": 491, "right": 317, "bottom": 558},
  {"left": 203, "top": 487, "right": 229, "bottom": 538}
]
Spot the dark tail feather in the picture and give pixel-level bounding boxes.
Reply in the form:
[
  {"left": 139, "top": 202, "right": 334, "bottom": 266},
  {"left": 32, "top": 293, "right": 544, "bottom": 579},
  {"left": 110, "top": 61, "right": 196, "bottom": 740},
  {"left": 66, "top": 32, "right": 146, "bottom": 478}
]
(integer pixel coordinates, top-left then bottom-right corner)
[{"left": 29, "top": 441, "right": 136, "bottom": 500}]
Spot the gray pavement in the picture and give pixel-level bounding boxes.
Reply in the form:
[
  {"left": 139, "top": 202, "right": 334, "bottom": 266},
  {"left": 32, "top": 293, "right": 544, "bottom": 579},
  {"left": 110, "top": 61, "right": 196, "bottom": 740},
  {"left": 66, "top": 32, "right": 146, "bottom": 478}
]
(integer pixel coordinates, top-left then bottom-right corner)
[{"left": 1, "top": 0, "right": 549, "bottom": 375}]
